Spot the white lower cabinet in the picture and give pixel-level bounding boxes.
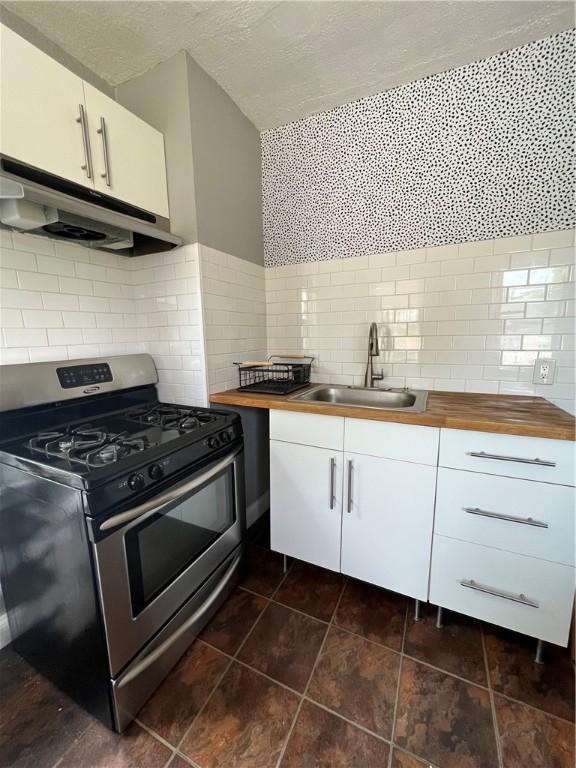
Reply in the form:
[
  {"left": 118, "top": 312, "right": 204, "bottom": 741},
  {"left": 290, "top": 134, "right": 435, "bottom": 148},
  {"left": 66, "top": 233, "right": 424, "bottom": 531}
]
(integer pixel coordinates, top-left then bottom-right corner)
[
  {"left": 429, "top": 536, "right": 575, "bottom": 645},
  {"left": 269, "top": 411, "right": 575, "bottom": 646},
  {"left": 270, "top": 439, "right": 342, "bottom": 571},
  {"left": 341, "top": 453, "right": 435, "bottom": 600}
]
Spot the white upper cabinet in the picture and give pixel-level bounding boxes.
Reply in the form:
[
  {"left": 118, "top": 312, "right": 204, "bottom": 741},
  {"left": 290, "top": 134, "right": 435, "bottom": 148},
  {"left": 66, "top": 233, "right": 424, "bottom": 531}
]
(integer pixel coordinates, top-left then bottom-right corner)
[
  {"left": 84, "top": 83, "right": 169, "bottom": 218},
  {"left": 0, "top": 24, "right": 89, "bottom": 186},
  {"left": 0, "top": 24, "right": 169, "bottom": 218}
]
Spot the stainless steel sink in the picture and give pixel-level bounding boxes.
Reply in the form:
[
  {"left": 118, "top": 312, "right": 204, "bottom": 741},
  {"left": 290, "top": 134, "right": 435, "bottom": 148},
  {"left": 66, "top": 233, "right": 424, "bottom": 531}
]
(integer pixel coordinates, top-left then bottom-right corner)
[{"left": 289, "top": 385, "right": 428, "bottom": 412}]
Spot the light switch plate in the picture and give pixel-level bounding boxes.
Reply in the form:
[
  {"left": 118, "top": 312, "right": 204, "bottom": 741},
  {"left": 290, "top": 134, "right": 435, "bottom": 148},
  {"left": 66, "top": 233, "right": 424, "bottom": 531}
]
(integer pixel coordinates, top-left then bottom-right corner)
[{"left": 533, "top": 357, "right": 556, "bottom": 385}]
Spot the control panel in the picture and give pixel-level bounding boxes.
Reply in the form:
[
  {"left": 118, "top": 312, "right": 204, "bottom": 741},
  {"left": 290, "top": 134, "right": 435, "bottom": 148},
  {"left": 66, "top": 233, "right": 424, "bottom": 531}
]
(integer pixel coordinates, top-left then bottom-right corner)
[{"left": 57, "top": 363, "right": 113, "bottom": 389}]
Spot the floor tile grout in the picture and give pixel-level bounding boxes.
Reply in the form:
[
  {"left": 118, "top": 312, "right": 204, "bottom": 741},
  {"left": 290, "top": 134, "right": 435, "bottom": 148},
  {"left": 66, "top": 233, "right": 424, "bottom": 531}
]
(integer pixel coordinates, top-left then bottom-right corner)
[
  {"left": 273, "top": 579, "right": 346, "bottom": 768},
  {"left": 387, "top": 602, "right": 409, "bottom": 768},
  {"left": 303, "top": 695, "right": 393, "bottom": 745},
  {"left": 244, "top": 579, "right": 576, "bottom": 724},
  {"left": 172, "top": 656, "right": 234, "bottom": 763},
  {"left": 481, "top": 627, "right": 504, "bottom": 768}
]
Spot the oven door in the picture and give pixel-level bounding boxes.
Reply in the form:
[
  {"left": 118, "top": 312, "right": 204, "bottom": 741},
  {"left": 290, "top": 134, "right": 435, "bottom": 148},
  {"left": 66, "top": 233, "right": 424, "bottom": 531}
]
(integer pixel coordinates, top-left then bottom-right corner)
[{"left": 91, "top": 444, "right": 245, "bottom": 676}]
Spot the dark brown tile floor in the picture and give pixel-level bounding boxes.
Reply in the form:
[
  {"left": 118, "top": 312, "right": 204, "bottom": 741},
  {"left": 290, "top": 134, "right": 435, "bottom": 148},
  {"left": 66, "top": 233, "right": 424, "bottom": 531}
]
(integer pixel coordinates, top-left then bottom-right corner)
[{"left": 1, "top": 538, "right": 574, "bottom": 768}]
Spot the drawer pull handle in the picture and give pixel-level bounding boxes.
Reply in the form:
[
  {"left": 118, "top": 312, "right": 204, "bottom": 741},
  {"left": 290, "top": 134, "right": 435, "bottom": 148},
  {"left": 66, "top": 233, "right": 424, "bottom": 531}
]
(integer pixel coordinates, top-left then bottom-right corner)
[
  {"left": 467, "top": 451, "right": 556, "bottom": 467},
  {"left": 460, "top": 578, "right": 539, "bottom": 608},
  {"left": 462, "top": 507, "right": 549, "bottom": 529}
]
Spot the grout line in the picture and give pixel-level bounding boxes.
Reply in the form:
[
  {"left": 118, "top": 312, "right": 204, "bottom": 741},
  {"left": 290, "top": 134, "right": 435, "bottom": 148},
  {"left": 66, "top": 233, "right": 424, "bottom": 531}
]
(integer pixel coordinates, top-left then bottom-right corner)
[
  {"left": 481, "top": 628, "right": 504, "bottom": 768},
  {"left": 173, "top": 655, "right": 234, "bottom": 757},
  {"left": 273, "top": 615, "right": 332, "bottom": 768},
  {"left": 490, "top": 689, "right": 575, "bottom": 725},
  {"left": 303, "top": 696, "right": 392, "bottom": 745},
  {"left": 272, "top": 578, "right": 350, "bottom": 768},
  {"left": 387, "top": 603, "right": 409, "bottom": 768},
  {"left": 49, "top": 718, "right": 94, "bottom": 768}
]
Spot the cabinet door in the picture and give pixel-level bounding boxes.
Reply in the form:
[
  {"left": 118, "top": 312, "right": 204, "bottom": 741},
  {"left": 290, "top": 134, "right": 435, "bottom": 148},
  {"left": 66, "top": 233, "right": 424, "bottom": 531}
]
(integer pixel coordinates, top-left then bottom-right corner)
[
  {"left": 341, "top": 453, "right": 436, "bottom": 600},
  {"left": 84, "top": 83, "right": 169, "bottom": 218},
  {"left": 0, "top": 24, "right": 90, "bottom": 186},
  {"left": 270, "top": 440, "right": 342, "bottom": 571}
]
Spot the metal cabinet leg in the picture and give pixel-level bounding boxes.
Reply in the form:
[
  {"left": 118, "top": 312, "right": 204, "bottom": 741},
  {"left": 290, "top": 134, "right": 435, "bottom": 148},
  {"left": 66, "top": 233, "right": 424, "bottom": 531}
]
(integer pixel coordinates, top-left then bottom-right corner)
[
  {"left": 414, "top": 600, "right": 422, "bottom": 622},
  {"left": 283, "top": 554, "right": 288, "bottom": 574},
  {"left": 535, "top": 639, "right": 545, "bottom": 664},
  {"left": 435, "top": 606, "right": 444, "bottom": 628}
]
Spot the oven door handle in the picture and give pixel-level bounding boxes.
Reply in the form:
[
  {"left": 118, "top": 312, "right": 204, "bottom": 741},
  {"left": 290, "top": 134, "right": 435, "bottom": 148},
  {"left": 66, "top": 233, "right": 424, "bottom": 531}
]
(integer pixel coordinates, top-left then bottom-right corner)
[
  {"left": 116, "top": 550, "right": 242, "bottom": 689},
  {"left": 100, "top": 446, "right": 242, "bottom": 532}
]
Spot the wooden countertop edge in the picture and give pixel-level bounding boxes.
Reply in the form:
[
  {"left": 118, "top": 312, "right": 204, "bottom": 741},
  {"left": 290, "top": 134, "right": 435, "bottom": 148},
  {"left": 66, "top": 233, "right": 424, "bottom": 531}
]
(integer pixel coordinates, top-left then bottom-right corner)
[{"left": 210, "top": 387, "right": 576, "bottom": 441}]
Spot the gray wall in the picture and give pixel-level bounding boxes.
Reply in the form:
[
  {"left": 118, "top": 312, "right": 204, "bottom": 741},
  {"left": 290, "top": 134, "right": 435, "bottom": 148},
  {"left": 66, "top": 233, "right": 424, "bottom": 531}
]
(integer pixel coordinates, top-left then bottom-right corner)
[
  {"left": 117, "top": 51, "right": 263, "bottom": 265},
  {"left": 117, "top": 53, "right": 198, "bottom": 244},
  {"left": 186, "top": 55, "right": 263, "bottom": 266},
  {"left": 0, "top": 6, "right": 114, "bottom": 98}
]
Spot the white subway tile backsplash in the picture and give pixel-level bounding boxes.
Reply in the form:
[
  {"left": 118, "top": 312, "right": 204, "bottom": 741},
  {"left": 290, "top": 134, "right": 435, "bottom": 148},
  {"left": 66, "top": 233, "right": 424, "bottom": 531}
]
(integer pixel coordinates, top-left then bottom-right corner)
[
  {"left": 17, "top": 271, "right": 59, "bottom": 292},
  {"left": 0, "top": 248, "right": 37, "bottom": 271},
  {"left": 74, "top": 262, "right": 108, "bottom": 281},
  {"left": 265, "top": 227, "right": 574, "bottom": 405},
  {"left": 1, "top": 230, "right": 574, "bottom": 412},
  {"left": 62, "top": 311, "right": 96, "bottom": 328},
  {"left": 0, "top": 269, "right": 18, "bottom": 289},
  {"left": 4, "top": 328, "right": 48, "bottom": 347},
  {"left": 22, "top": 310, "right": 63, "bottom": 328},
  {"left": 1, "top": 309, "right": 23, "bottom": 328},
  {"left": 36, "top": 255, "right": 75, "bottom": 277},
  {"left": 1, "top": 288, "right": 43, "bottom": 309},
  {"left": 11, "top": 232, "right": 54, "bottom": 256},
  {"left": 41, "top": 293, "right": 79, "bottom": 311},
  {"left": 531, "top": 230, "right": 574, "bottom": 250},
  {"left": 59, "top": 277, "right": 93, "bottom": 295},
  {"left": 493, "top": 235, "right": 533, "bottom": 254},
  {"left": 47, "top": 328, "right": 84, "bottom": 346}
]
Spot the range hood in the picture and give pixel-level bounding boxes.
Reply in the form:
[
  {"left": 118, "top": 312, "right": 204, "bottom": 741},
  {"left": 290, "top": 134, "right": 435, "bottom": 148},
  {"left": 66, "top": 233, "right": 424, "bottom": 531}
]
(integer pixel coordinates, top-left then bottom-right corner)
[{"left": 0, "top": 157, "right": 182, "bottom": 256}]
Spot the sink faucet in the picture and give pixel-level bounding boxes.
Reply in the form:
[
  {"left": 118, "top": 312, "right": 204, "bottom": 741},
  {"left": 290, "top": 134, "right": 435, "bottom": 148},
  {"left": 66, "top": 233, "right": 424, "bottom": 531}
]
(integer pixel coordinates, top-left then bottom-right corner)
[{"left": 364, "top": 322, "right": 384, "bottom": 388}]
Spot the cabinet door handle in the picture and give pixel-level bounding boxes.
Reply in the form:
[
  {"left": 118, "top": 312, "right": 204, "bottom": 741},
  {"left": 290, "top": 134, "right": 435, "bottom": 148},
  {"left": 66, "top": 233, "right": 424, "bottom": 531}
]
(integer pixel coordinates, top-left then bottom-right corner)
[
  {"left": 462, "top": 507, "right": 549, "bottom": 528},
  {"left": 467, "top": 451, "right": 556, "bottom": 467},
  {"left": 76, "top": 104, "right": 93, "bottom": 179},
  {"left": 346, "top": 459, "right": 353, "bottom": 514},
  {"left": 329, "top": 457, "right": 336, "bottom": 510},
  {"left": 459, "top": 578, "right": 539, "bottom": 608},
  {"left": 97, "top": 117, "right": 112, "bottom": 187}
]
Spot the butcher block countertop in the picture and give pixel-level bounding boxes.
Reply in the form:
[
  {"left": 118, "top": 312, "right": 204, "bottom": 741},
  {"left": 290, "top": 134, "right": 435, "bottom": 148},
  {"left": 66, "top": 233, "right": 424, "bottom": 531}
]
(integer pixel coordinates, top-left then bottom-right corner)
[{"left": 210, "top": 386, "right": 575, "bottom": 441}]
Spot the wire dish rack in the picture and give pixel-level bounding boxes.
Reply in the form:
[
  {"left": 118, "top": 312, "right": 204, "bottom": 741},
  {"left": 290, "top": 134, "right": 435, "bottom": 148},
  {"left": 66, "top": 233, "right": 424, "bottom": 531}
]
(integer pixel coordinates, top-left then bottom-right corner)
[{"left": 234, "top": 355, "right": 314, "bottom": 395}]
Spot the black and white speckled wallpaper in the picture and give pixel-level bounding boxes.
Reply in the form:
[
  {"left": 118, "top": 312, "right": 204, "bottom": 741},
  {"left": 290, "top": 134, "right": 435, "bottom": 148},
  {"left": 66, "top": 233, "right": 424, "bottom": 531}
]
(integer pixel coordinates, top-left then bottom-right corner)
[{"left": 261, "top": 30, "right": 575, "bottom": 267}]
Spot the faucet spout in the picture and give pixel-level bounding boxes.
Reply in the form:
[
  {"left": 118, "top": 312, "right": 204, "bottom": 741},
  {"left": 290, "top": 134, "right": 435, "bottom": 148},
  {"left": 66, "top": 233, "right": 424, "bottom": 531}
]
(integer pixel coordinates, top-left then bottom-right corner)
[{"left": 364, "top": 322, "right": 384, "bottom": 388}]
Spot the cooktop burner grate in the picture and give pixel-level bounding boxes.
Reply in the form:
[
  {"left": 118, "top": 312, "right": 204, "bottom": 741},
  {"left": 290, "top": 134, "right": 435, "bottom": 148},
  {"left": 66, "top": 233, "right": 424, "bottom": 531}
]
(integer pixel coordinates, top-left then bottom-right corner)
[
  {"left": 28, "top": 425, "right": 157, "bottom": 468},
  {"left": 126, "top": 404, "right": 217, "bottom": 432}
]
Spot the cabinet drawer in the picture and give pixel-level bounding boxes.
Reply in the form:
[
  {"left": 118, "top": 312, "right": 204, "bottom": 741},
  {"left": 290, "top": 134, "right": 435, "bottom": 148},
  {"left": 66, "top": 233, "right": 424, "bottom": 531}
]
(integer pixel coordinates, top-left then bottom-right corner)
[
  {"left": 439, "top": 429, "right": 575, "bottom": 485},
  {"left": 429, "top": 536, "right": 574, "bottom": 645},
  {"left": 270, "top": 410, "right": 344, "bottom": 450},
  {"left": 344, "top": 419, "right": 439, "bottom": 465},
  {"left": 435, "top": 469, "right": 575, "bottom": 565}
]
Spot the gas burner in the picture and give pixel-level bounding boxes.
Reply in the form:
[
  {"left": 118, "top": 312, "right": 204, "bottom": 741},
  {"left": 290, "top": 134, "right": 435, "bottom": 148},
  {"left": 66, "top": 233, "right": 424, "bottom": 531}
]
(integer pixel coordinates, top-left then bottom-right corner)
[
  {"left": 83, "top": 434, "right": 155, "bottom": 468},
  {"left": 29, "top": 426, "right": 157, "bottom": 468},
  {"left": 126, "top": 404, "right": 216, "bottom": 432},
  {"left": 30, "top": 426, "right": 106, "bottom": 457}
]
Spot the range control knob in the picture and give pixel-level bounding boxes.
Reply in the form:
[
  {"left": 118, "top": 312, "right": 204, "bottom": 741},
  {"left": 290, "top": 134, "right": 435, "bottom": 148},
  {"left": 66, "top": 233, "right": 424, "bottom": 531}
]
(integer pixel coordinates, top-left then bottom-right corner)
[
  {"left": 148, "top": 463, "right": 164, "bottom": 481},
  {"left": 220, "top": 430, "right": 232, "bottom": 444},
  {"left": 207, "top": 435, "right": 220, "bottom": 449},
  {"left": 128, "top": 473, "right": 145, "bottom": 492}
]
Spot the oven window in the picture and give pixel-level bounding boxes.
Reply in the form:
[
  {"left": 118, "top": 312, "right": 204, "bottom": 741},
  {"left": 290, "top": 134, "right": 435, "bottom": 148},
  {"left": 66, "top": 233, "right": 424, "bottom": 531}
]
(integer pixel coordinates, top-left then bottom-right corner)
[{"left": 125, "top": 465, "right": 235, "bottom": 615}]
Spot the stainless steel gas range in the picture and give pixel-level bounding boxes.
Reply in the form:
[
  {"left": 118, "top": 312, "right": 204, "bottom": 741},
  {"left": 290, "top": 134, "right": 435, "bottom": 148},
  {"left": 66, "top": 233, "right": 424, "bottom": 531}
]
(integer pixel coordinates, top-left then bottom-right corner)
[{"left": 0, "top": 354, "right": 245, "bottom": 731}]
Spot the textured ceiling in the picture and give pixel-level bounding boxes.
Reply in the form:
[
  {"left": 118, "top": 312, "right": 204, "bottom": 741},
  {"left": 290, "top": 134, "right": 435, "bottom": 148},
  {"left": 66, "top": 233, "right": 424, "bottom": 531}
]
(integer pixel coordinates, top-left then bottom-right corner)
[{"left": 2, "top": 1, "right": 575, "bottom": 129}]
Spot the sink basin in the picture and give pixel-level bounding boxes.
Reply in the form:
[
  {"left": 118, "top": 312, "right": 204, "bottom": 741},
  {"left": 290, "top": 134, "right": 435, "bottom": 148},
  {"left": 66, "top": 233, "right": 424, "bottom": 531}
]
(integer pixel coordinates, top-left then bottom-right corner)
[{"left": 289, "top": 385, "right": 428, "bottom": 412}]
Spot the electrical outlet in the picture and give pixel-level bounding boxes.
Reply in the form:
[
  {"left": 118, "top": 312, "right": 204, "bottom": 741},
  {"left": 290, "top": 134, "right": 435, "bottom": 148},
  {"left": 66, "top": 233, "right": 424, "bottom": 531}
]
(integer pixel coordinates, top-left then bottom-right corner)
[{"left": 532, "top": 357, "right": 556, "bottom": 385}]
